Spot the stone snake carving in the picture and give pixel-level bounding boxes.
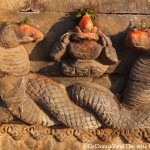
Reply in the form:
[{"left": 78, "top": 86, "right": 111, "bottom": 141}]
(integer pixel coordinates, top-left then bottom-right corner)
[
  {"left": 0, "top": 22, "right": 101, "bottom": 129},
  {"left": 26, "top": 74, "right": 101, "bottom": 129},
  {"left": 69, "top": 79, "right": 150, "bottom": 129},
  {"left": 68, "top": 28, "right": 150, "bottom": 129},
  {"left": 0, "top": 20, "right": 150, "bottom": 130},
  {"left": 50, "top": 15, "right": 150, "bottom": 129}
]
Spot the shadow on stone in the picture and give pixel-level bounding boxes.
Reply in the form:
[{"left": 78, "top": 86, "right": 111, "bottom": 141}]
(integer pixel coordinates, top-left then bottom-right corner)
[{"left": 29, "top": 14, "right": 75, "bottom": 62}]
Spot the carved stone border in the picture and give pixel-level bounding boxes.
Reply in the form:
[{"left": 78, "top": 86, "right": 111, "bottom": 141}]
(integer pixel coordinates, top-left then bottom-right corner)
[{"left": 0, "top": 124, "right": 150, "bottom": 143}]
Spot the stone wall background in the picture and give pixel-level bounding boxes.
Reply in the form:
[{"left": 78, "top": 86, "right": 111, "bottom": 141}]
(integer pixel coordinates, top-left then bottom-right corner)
[{"left": 0, "top": 0, "right": 150, "bottom": 149}]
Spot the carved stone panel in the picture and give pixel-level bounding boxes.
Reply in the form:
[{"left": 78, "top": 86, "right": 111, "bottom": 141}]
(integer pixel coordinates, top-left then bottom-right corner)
[{"left": 0, "top": 0, "right": 150, "bottom": 149}]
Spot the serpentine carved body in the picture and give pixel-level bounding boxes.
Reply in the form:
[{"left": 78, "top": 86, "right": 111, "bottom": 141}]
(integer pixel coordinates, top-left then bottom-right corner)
[
  {"left": 0, "top": 23, "right": 100, "bottom": 129},
  {"left": 69, "top": 28, "right": 150, "bottom": 129},
  {"left": 50, "top": 15, "right": 150, "bottom": 129},
  {"left": 0, "top": 21, "right": 150, "bottom": 130}
]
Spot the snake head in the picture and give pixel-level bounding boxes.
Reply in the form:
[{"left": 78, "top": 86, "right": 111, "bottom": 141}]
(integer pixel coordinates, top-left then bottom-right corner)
[
  {"left": 0, "top": 23, "right": 44, "bottom": 48},
  {"left": 125, "top": 20, "right": 150, "bottom": 53},
  {"left": 18, "top": 24, "right": 44, "bottom": 44},
  {"left": 125, "top": 28, "right": 150, "bottom": 54}
]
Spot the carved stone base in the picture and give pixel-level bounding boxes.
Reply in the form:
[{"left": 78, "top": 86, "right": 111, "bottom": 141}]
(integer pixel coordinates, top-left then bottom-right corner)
[
  {"left": 61, "top": 60, "right": 108, "bottom": 77},
  {"left": 0, "top": 124, "right": 150, "bottom": 150}
]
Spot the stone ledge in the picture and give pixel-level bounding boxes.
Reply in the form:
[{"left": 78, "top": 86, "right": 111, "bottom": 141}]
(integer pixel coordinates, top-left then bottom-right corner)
[
  {"left": 1, "top": 0, "right": 150, "bottom": 15},
  {"left": 0, "top": 124, "right": 150, "bottom": 144},
  {"left": 0, "top": 124, "right": 150, "bottom": 150}
]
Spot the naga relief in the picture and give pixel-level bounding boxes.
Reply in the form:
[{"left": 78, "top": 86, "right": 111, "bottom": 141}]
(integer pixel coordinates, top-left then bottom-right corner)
[
  {"left": 0, "top": 20, "right": 101, "bottom": 129},
  {"left": 50, "top": 11, "right": 150, "bottom": 129},
  {"left": 68, "top": 20, "right": 150, "bottom": 129},
  {"left": 0, "top": 12, "right": 150, "bottom": 131}
]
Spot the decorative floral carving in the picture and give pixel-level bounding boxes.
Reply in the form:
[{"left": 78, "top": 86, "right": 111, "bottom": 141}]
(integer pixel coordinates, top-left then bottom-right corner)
[
  {"left": 120, "top": 129, "right": 143, "bottom": 144},
  {"left": 0, "top": 124, "right": 149, "bottom": 143}
]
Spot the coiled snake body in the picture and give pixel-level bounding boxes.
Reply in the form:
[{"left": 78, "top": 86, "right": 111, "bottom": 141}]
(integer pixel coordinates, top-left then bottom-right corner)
[
  {"left": 0, "top": 23, "right": 100, "bottom": 129},
  {"left": 0, "top": 23, "right": 150, "bottom": 130},
  {"left": 70, "top": 54, "right": 150, "bottom": 128}
]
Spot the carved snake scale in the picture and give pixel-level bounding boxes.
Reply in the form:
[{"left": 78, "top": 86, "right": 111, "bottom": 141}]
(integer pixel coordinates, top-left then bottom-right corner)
[
  {"left": 0, "top": 24, "right": 101, "bottom": 129},
  {"left": 0, "top": 23, "right": 150, "bottom": 129}
]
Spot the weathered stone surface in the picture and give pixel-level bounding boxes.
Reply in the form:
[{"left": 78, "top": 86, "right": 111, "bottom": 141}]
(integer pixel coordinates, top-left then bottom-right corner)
[
  {"left": 0, "top": 0, "right": 31, "bottom": 11},
  {"left": 0, "top": 124, "right": 149, "bottom": 150},
  {"left": 36, "top": 0, "right": 150, "bottom": 14},
  {"left": 1, "top": 0, "right": 150, "bottom": 15}
]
